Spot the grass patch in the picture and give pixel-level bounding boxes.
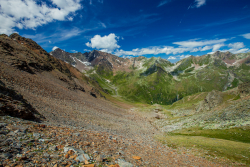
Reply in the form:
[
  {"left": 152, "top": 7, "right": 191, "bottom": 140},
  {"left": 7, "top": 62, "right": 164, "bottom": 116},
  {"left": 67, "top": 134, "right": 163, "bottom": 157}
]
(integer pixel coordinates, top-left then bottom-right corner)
[
  {"left": 233, "top": 94, "right": 241, "bottom": 100},
  {"left": 157, "top": 134, "right": 250, "bottom": 165},
  {"left": 171, "top": 126, "right": 250, "bottom": 143},
  {"left": 165, "top": 92, "right": 208, "bottom": 110}
]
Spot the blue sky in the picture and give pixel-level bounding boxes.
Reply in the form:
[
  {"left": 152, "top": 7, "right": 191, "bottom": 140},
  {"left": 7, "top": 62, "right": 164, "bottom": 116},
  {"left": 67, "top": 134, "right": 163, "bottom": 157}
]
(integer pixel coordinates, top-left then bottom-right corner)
[{"left": 1, "top": 0, "right": 250, "bottom": 62}]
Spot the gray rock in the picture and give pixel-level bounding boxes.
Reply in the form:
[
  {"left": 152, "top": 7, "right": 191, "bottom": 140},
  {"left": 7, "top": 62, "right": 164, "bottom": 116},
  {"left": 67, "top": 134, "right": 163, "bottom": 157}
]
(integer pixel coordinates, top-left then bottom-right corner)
[
  {"left": 64, "top": 146, "right": 84, "bottom": 154},
  {"left": 38, "top": 138, "right": 54, "bottom": 142},
  {"left": 0, "top": 123, "right": 7, "bottom": 128},
  {"left": 43, "top": 153, "right": 50, "bottom": 158},
  {"left": 33, "top": 133, "right": 41, "bottom": 139},
  {"left": 50, "top": 154, "right": 60, "bottom": 159},
  {"left": 118, "top": 159, "right": 134, "bottom": 167},
  {"left": 0, "top": 131, "right": 8, "bottom": 135},
  {"left": 16, "top": 154, "right": 23, "bottom": 158},
  {"left": 7, "top": 131, "right": 17, "bottom": 136},
  {"left": 14, "top": 129, "right": 20, "bottom": 133},
  {"left": 73, "top": 133, "right": 80, "bottom": 136},
  {"left": 75, "top": 153, "right": 90, "bottom": 162},
  {"left": 96, "top": 154, "right": 104, "bottom": 162},
  {"left": 49, "top": 145, "right": 58, "bottom": 151},
  {"left": 0, "top": 153, "right": 12, "bottom": 159}
]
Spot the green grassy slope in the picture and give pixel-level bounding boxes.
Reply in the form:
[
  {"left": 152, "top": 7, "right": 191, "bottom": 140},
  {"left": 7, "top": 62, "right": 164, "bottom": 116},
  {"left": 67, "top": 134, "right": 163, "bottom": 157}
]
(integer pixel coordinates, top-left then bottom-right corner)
[{"left": 88, "top": 52, "right": 250, "bottom": 105}]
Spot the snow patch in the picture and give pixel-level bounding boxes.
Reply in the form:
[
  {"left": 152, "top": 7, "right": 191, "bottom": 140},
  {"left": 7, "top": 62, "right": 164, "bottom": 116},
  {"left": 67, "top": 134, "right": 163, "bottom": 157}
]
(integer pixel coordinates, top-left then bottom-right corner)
[{"left": 74, "top": 57, "right": 91, "bottom": 66}]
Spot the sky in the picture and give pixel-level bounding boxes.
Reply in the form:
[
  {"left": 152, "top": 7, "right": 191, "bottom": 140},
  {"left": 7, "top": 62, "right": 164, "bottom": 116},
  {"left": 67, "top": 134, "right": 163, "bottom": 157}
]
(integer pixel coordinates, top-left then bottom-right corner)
[{"left": 1, "top": 0, "right": 250, "bottom": 62}]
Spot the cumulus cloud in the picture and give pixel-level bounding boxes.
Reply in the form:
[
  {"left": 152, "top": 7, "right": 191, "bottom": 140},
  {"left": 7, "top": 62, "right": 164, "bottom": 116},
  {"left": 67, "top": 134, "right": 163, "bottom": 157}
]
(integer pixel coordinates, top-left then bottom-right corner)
[
  {"left": 0, "top": 0, "right": 82, "bottom": 35},
  {"left": 86, "top": 33, "right": 120, "bottom": 52},
  {"left": 193, "top": 0, "right": 206, "bottom": 8},
  {"left": 52, "top": 46, "right": 59, "bottom": 51},
  {"left": 227, "top": 42, "right": 248, "bottom": 54},
  {"left": 241, "top": 33, "right": 250, "bottom": 39},
  {"left": 229, "top": 42, "right": 245, "bottom": 50}
]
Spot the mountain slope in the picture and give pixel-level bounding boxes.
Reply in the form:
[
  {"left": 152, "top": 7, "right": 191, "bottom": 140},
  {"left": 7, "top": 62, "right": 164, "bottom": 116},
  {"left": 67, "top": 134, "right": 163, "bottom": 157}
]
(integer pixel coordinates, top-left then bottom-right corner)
[{"left": 0, "top": 33, "right": 161, "bottom": 142}]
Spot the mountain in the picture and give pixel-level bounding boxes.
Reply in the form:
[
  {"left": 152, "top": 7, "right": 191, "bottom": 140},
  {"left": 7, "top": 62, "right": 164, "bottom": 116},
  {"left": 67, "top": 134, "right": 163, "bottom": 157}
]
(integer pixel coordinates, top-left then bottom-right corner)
[
  {"left": 51, "top": 48, "right": 250, "bottom": 105},
  {"left": 50, "top": 49, "right": 134, "bottom": 74}
]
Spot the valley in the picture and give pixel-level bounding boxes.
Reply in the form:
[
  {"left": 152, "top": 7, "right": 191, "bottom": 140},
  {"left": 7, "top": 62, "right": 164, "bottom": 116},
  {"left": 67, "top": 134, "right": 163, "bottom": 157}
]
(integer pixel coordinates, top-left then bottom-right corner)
[{"left": 0, "top": 33, "right": 250, "bottom": 166}]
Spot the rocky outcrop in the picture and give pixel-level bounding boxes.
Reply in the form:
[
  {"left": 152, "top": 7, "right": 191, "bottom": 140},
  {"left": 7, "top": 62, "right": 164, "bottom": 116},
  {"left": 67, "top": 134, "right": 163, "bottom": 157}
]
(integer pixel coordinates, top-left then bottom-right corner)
[
  {"left": 196, "top": 90, "right": 223, "bottom": 112},
  {"left": 238, "top": 82, "right": 250, "bottom": 95}
]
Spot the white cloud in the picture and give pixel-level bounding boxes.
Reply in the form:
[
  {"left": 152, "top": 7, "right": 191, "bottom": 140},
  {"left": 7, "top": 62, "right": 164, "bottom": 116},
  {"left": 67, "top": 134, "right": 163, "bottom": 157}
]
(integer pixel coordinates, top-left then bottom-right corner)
[
  {"left": 173, "top": 39, "right": 227, "bottom": 48},
  {"left": 100, "top": 49, "right": 112, "bottom": 53},
  {"left": 241, "top": 33, "right": 250, "bottom": 39},
  {"left": 191, "top": 48, "right": 199, "bottom": 52},
  {"left": 227, "top": 42, "right": 248, "bottom": 54},
  {"left": 84, "top": 49, "right": 91, "bottom": 52},
  {"left": 168, "top": 55, "right": 191, "bottom": 60},
  {"left": 168, "top": 56, "right": 176, "bottom": 60},
  {"left": 193, "top": 0, "right": 206, "bottom": 8},
  {"left": 208, "top": 42, "right": 249, "bottom": 54},
  {"left": 99, "top": 22, "right": 106, "bottom": 28},
  {"left": 157, "top": 0, "right": 171, "bottom": 7},
  {"left": 201, "top": 46, "right": 212, "bottom": 51},
  {"left": 52, "top": 46, "right": 59, "bottom": 51},
  {"left": 86, "top": 33, "right": 120, "bottom": 52},
  {"left": 212, "top": 43, "right": 225, "bottom": 52},
  {"left": 114, "top": 39, "right": 229, "bottom": 57},
  {"left": 0, "top": 0, "right": 82, "bottom": 35},
  {"left": 59, "top": 28, "right": 82, "bottom": 40},
  {"left": 228, "top": 42, "right": 245, "bottom": 50},
  {"left": 179, "top": 55, "right": 191, "bottom": 59},
  {"left": 230, "top": 48, "right": 249, "bottom": 54},
  {"left": 115, "top": 46, "right": 190, "bottom": 57}
]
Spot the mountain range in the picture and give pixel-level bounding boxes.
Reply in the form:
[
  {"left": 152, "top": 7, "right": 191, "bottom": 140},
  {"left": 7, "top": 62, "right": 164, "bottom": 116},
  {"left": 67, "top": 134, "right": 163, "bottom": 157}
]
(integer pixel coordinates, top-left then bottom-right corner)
[{"left": 50, "top": 47, "right": 250, "bottom": 105}]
